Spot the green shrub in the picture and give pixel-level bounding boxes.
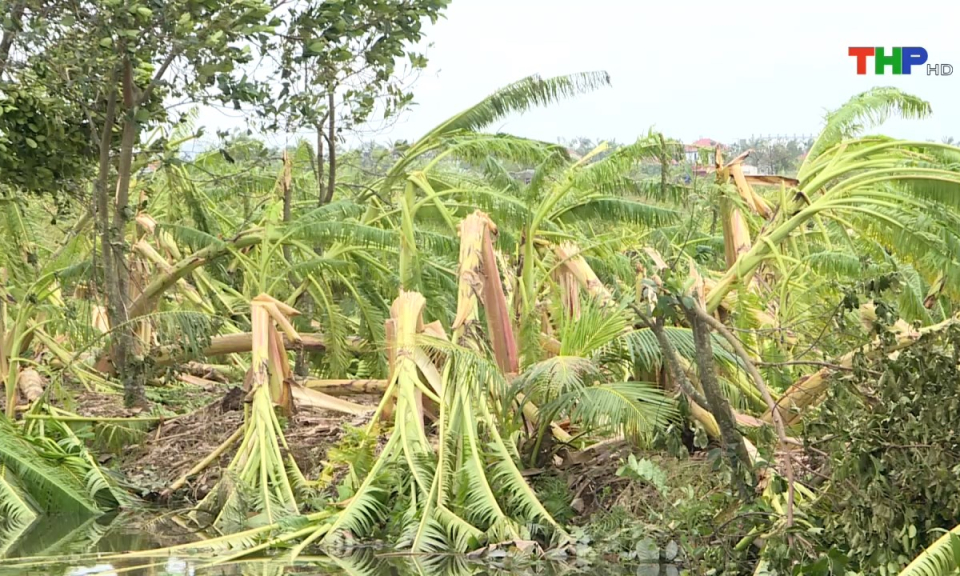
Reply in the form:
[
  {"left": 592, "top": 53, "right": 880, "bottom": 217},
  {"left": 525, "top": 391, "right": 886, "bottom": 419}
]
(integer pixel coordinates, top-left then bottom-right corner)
[{"left": 804, "top": 323, "right": 960, "bottom": 574}]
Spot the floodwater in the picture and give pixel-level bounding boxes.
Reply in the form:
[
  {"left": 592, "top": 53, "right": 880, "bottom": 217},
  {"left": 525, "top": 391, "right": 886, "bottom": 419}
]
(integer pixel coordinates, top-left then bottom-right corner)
[{"left": 0, "top": 514, "right": 681, "bottom": 576}]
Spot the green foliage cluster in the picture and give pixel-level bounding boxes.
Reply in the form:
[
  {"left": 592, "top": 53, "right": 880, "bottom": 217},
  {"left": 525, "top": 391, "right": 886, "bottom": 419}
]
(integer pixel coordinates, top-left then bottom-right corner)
[
  {"left": 282, "top": 0, "right": 450, "bottom": 130},
  {"left": 800, "top": 323, "right": 960, "bottom": 574},
  {"left": 0, "top": 84, "right": 94, "bottom": 193}
]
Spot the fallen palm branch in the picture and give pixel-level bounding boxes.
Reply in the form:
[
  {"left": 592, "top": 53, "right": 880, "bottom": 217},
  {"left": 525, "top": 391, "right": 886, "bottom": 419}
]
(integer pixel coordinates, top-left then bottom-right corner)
[
  {"left": 0, "top": 404, "right": 128, "bottom": 524},
  {"left": 151, "top": 332, "right": 365, "bottom": 368},
  {"left": 301, "top": 379, "right": 388, "bottom": 396}
]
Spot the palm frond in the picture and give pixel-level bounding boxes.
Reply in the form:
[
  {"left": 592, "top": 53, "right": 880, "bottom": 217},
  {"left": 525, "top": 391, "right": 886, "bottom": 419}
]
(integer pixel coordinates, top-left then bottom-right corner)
[
  {"left": 898, "top": 524, "right": 960, "bottom": 576},
  {"left": 289, "top": 221, "right": 399, "bottom": 250},
  {"left": 547, "top": 381, "right": 676, "bottom": 444},
  {"left": 620, "top": 326, "right": 740, "bottom": 374},
  {"left": 806, "top": 250, "right": 866, "bottom": 278},
  {"left": 803, "top": 87, "right": 931, "bottom": 174},
  {"left": 441, "top": 134, "right": 559, "bottom": 168},
  {"left": 557, "top": 197, "right": 678, "bottom": 228},
  {"left": 0, "top": 418, "right": 101, "bottom": 517},
  {"left": 513, "top": 356, "right": 597, "bottom": 402},
  {"left": 418, "top": 72, "right": 611, "bottom": 141},
  {"left": 158, "top": 222, "right": 227, "bottom": 252},
  {"left": 0, "top": 470, "right": 38, "bottom": 527},
  {"left": 893, "top": 163, "right": 960, "bottom": 210}
]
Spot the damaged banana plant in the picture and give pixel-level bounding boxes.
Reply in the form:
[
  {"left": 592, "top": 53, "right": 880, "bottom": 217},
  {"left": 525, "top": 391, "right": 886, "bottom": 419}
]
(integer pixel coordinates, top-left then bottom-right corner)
[
  {"left": 175, "top": 294, "right": 367, "bottom": 534},
  {"left": 291, "top": 213, "right": 566, "bottom": 554}
]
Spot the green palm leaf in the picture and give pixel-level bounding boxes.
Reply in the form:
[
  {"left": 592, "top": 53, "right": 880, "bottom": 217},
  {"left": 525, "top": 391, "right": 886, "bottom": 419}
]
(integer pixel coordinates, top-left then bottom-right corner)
[
  {"left": 552, "top": 381, "right": 676, "bottom": 444},
  {"left": 557, "top": 197, "right": 678, "bottom": 228},
  {"left": 419, "top": 72, "right": 611, "bottom": 141},
  {"left": 0, "top": 418, "right": 101, "bottom": 517},
  {"left": 898, "top": 525, "right": 960, "bottom": 576},
  {"left": 802, "top": 87, "right": 931, "bottom": 174}
]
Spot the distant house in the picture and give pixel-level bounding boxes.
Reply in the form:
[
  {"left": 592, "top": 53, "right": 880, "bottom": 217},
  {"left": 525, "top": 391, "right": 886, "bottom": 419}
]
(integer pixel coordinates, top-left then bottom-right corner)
[{"left": 684, "top": 138, "right": 725, "bottom": 165}]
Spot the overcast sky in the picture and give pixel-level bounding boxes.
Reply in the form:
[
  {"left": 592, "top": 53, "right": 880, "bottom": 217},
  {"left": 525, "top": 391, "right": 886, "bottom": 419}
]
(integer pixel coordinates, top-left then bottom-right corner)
[{"left": 200, "top": 0, "right": 960, "bottom": 149}]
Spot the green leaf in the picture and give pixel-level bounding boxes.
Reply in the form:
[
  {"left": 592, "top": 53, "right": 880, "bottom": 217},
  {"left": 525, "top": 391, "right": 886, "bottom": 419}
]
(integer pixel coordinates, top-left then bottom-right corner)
[
  {"left": 634, "top": 537, "right": 659, "bottom": 562},
  {"left": 99, "top": 37, "right": 112, "bottom": 47},
  {"left": 664, "top": 540, "right": 678, "bottom": 561},
  {"left": 24, "top": 138, "right": 36, "bottom": 149}
]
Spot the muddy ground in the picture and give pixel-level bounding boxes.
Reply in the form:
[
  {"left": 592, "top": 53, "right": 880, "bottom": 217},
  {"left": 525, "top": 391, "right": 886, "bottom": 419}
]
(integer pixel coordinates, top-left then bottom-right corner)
[
  {"left": 3, "top": 379, "right": 377, "bottom": 506},
  {"left": 119, "top": 388, "right": 377, "bottom": 504}
]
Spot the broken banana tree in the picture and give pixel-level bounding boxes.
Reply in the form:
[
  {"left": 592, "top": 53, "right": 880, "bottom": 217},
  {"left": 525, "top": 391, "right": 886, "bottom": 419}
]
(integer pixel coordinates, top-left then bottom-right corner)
[
  {"left": 449, "top": 211, "right": 572, "bottom": 444},
  {"left": 704, "top": 139, "right": 960, "bottom": 315},
  {"left": 167, "top": 294, "right": 366, "bottom": 534},
  {"left": 289, "top": 216, "right": 565, "bottom": 554}
]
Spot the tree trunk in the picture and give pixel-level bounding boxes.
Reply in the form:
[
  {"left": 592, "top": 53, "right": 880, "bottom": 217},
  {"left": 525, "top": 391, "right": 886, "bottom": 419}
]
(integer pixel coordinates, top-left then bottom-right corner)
[
  {"left": 0, "top": 1, "right": 24, "bottom": 79},
  {"left": 111, "top": 59, "right": 144, "bottom": 407},
  {"left": 685, "top": 307, "right": 754, "bottom": 497},
  {"left": 323, "top": 91, "right": 336, "bottom": 205},
  {"left": 315, "top": 123, "right": 325, "bottom": 205},
  {"left": 281, "top": 151, "right": 293, "bottom": 264},
  {"left": 96, "top": 83, "right": 118, "bottom": 307},
  {"left": 297, "top": 119, "right": 326, "bottom": 375}
]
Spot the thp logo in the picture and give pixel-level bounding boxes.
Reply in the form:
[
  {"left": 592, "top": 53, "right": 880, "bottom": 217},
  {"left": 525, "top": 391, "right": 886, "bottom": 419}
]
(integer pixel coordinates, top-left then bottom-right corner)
[
  {"left": 848, "top": 47, "right": 953, "bottom": 76},
  {"left": 848, "top": 47, "right": 927, "bottom": 74}
]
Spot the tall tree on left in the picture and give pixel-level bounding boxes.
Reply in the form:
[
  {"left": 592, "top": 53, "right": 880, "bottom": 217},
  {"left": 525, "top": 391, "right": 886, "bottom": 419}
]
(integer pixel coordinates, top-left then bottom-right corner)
[
  {"left": 0, "top": 0, "right": 448, "bottom": 405},
  {"left": 0, "top": 0, "right": 283, "bottom": 405}
]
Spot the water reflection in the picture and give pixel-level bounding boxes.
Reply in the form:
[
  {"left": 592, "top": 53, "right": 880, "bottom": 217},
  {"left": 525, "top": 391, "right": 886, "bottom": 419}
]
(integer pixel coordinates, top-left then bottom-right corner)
[
  {"left": 1, "top": 515, "right": 677, "bottom": 576},
  {"left": 12, "top": 555, "right": 675, "bottom": 576}
]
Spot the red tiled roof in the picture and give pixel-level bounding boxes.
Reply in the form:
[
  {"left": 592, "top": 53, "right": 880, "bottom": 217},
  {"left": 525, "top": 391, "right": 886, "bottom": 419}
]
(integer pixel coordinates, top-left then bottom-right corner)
[
  {"left": 690, "top": 137, "right": 726, "bottom": 146},
  {"left": 691, "top": 138, "right": 720, "bottom": 147},
  {"left": 684, "top": 138, "right": 727, "bottom": 152}
]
